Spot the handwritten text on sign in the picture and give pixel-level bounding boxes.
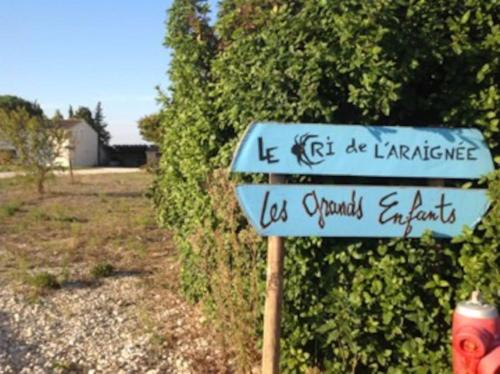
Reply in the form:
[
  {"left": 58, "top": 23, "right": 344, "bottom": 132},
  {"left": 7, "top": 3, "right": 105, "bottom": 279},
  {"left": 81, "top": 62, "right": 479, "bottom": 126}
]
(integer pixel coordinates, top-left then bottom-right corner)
[
  {"left": 236, "top": 185, "right": 489, "bottom": 238},
  {"left": 231, "top": 123, "right": 494, "bottom": 178}
]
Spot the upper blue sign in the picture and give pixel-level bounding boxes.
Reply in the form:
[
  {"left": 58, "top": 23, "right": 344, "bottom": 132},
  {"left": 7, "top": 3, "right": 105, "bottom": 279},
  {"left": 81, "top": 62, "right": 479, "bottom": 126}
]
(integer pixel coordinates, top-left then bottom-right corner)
[{"left": 230, "top": 122, "right": 494, "bottom": 179}]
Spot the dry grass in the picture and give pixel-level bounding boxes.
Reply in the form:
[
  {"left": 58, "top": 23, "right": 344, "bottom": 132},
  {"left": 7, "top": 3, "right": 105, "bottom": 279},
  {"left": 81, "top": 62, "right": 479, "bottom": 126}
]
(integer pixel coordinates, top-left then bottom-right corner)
[
  {"left": 0, "top": 172, "right": 170, "bottom": 288},
  {"left": 0, "top": 172, "right": 233, "bottom": 371},
  {"left": 190, "top": 170, "right": 263, "bottom": 372}
]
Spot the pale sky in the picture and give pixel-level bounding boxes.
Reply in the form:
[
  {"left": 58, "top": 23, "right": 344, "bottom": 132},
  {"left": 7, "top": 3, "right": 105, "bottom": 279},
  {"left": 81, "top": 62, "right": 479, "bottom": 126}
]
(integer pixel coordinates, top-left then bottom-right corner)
[{"left": 0, "top": 0, "right": 217, "bottom": 144}]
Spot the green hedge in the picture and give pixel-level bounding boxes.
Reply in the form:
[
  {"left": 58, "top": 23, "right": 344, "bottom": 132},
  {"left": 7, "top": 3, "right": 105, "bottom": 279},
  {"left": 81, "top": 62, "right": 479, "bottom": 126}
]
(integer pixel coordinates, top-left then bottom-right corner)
[{"left": 154, "top": 0, "right": 499, "bottom": 371}]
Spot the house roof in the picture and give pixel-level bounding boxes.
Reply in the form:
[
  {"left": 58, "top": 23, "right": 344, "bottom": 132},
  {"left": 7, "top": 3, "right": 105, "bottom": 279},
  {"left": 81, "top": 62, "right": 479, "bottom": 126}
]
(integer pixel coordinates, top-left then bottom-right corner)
[
  {"left": 59, "top": 119, "right": 83, "bottom": 129},
  {"left": 111, "top": 144, "right": 149, "bottom": 150}
]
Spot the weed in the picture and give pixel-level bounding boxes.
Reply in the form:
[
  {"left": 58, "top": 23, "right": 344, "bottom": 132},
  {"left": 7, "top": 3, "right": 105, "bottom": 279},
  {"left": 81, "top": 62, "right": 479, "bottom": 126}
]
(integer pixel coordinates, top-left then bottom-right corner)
[
  {"left": 60, "top": 256, "right": 72, "bottom": 284},
  {"left": 55, "top": 215, "right": 82, "bottom": 223},
  {"left": 2, "top": 253, "right": 30, "bottom": 284},
  {"left": 30, "top": 208, "right": 50, "bottom": 221},
  {"left": 134, "top": 241, "right": 147, "bottom": 257},
  {"left": 136, "top": 305, "right": 177, "bottom": 351},
  {"left": 25, "top": 272, "right": 61, "bottom": 290},
  {"left": 50, "top": 205, "right": 85, "bottom": 223},
  {"left": 51, "top": 360, "right": 83, "bottom": 373},
  {"left": 90, "top": 262, "right": 114, "bottom": 278},
  {"left": 98, "top": 192, "right": 109, "bottom": 203},
  {"left": 0, "top": 201, "right": 21, "bottom": 219},
  {"left": 132, "top": 212, "right": 155, "bottom": 229}
]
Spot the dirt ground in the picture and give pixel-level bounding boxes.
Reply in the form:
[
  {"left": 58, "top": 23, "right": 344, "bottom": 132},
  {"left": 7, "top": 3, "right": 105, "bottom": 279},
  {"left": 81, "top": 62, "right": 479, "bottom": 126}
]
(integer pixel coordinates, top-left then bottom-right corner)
[
  {"left": 0, "top": 173, "right": 229, "bottom": 373},
  {"left": 0, "top": 172, "right": 164, "bottom": 276},
  {"left": 0, "top": 167, "right": 141, "bottom": 180}
]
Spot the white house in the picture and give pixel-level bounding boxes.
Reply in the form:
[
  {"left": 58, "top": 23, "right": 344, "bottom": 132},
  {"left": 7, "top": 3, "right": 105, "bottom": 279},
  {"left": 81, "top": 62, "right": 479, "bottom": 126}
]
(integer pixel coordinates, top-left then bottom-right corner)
[
  {"left": 0, "top": 139, "right": 15, "bottom": 153},
  {"left": 0, "top": 138, "right": 16, "bottom": 164},
  {"left": 55, "top": 119, "right": 99, "bottom": 167}
]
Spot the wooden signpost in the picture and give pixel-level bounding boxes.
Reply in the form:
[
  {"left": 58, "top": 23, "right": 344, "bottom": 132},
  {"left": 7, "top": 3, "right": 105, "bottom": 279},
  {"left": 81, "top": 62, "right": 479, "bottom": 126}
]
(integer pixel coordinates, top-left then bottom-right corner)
[{"left": 230, "top": 122, "right": 494, "bottom": 373}]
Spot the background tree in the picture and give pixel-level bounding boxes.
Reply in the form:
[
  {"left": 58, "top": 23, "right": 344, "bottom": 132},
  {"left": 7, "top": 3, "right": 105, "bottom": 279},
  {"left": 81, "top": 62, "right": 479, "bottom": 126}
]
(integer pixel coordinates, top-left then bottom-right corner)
[
  {"left": 0, "top": 95, "right": 43, "bottom": 117},
  {"left": 74, "top": 106, "right": 95, "bottom": 127},
  {"left": 138, "top": 112, "right": 162, "bottom": 144},
  {"left": 0, "top": 107, "right": 65, "bottom": 194},
  {"left": 73, "top": 104, "right": 111, "bottom": 145},
  {"left": 93, "top": 101, "right": 111, "bottom": 145},
  {"left": 68, "top": 105, "right": 74, "bottom": 118},
  {"left": 52, "top": 109, "right": 64, "bottom": 121}
]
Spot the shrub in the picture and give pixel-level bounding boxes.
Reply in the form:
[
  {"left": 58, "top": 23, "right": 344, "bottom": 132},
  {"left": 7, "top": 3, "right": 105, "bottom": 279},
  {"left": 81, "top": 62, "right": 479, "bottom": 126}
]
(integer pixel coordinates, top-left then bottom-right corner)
[
  {"left": 0, "top": 149, "right": 15, "bottom": 165},
  {"left": 90, "top": 262, "right": 114, "bottom": 279},
  {"left": 25, "top": 272, "right": 61, "bottom": 290},
  {"left": 0, "top": 201, "right": 21, "bottom": 219},
  {"left": 154, "top": 0, "right": 499, "bottom": 372}
]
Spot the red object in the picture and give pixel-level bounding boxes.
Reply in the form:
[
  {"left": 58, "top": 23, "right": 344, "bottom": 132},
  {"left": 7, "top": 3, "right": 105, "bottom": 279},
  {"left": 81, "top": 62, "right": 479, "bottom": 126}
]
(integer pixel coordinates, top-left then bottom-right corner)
[{"left": 452, "top": 291, "right": 500, "bottom": 374}]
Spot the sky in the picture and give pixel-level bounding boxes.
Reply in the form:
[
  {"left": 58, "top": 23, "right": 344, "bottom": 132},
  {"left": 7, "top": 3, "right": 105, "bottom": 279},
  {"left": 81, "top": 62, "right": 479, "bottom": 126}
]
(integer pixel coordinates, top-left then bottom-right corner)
[{"left": 0, "top": 0, "right": 217, "bottom": 145}]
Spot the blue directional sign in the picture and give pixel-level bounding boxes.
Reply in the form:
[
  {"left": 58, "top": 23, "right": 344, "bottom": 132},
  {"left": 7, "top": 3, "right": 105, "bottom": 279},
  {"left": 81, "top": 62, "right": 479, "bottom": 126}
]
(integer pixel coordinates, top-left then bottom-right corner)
[
  {"left": 231, "top": 122, "right": 494, "bottom": 179},
  {"left": 236, "top": 185, "right": 490, "bottom": 238}
]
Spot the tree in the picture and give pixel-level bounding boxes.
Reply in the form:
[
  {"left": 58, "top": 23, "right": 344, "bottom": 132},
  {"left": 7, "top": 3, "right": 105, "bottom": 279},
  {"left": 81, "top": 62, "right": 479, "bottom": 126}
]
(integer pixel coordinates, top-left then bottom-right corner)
[
  {"left": 0, "top": 108, "right": 65, "bottom": 194},
  {"left": 74, "top": 106, "right": 95, "bottom": 127},
  {"left": 52, "top": 109, "right": 64, "bottom": 121},
  {"left": 73, "top": 104, "right": 111, "bottom": 145},
  {"left": 68, "top": 105, "right": 74, "bottom": 118},
  {"left": 93, "top": 102, "right": 111, "bottom": 145},
  {"left": 0, "top": 95, "right": 43, "bottom": 117},
  {"left": 138, "top": 113, "right": 162, "bottom": 143}
]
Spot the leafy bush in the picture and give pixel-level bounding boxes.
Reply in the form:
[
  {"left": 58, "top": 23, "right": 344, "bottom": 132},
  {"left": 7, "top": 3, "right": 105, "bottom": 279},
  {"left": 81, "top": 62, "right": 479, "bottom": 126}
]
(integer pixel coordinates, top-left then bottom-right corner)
[{"left": 154, "top": 0, "right": 499, "bottom": 372}]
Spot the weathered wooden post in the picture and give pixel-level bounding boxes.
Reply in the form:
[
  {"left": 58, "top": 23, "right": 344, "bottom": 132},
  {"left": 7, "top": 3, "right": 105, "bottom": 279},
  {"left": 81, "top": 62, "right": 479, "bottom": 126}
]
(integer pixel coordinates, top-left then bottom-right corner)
[{"left": 262, "top": 174, "right": 285, "bottom": 374}]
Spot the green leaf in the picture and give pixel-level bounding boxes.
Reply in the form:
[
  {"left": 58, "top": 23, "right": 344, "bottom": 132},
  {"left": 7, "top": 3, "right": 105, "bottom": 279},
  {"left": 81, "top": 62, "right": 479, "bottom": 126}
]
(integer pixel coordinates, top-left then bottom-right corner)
[{"left": 461, "top": 10, "right": 471, "bottom": 24}]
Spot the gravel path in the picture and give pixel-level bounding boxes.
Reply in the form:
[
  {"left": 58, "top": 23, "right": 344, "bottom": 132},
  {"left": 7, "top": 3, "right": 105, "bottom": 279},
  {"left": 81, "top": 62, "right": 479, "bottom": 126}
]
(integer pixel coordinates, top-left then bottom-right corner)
[{"left": 0, "top": 274, "right": 227, "bottom": 373}]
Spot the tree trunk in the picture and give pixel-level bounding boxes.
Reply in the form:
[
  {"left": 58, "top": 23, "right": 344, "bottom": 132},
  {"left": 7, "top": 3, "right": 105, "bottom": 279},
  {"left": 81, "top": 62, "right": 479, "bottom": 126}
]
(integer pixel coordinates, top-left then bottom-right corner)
[
  {"left": 37, "top": 170, "right": 46, "bottom": 195},
  {"left": 69, "top": 158, "right": 74, "bottom": 184}
]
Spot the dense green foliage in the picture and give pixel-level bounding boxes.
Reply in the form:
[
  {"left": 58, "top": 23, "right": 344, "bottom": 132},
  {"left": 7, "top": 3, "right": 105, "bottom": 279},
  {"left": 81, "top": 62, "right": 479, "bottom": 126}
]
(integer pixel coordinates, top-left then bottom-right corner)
[
  {"left": 154, "top": 0, "right": 499, "bottom": 372},
  {"left": 138, "top": 113, "right": 163, "bottom": 144},
  {"left": 0, "top": 95, "right": 43, "bottom": 117}
]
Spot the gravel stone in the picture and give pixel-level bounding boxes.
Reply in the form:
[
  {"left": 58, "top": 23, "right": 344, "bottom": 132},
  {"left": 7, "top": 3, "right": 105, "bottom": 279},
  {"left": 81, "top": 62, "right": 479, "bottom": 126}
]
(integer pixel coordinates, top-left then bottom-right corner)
[{"left": 0, "top": 273, "right": 228, "bottom": 373}]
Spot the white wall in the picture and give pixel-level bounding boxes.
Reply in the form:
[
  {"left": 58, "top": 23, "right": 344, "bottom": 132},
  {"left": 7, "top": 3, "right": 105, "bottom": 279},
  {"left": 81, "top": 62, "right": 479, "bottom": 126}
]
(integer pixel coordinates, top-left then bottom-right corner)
[
  {"left": 54, "top": 139, "right": 71, "bottom": 168},
  {"left": 71, "top": 122, "right": 98, "bottom": 167},
  {"left": 55, "top": 121, "right": 98, "bottom": 168}
]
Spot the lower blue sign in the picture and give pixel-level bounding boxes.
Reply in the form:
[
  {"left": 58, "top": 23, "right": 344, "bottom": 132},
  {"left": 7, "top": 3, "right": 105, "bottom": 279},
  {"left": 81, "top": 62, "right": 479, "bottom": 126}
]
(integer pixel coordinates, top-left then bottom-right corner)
[{"left": 236, "top": 185, "right": 489, "bottom": 238}]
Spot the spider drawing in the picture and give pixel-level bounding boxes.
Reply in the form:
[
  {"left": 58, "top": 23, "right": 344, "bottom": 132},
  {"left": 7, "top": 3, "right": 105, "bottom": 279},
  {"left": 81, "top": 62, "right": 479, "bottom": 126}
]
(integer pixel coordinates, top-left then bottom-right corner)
[{"left": 290, "top": 133, "right": 324, "bottom": 168}]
